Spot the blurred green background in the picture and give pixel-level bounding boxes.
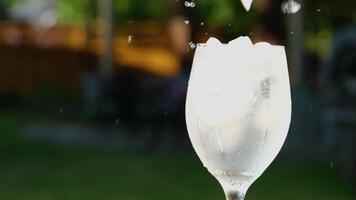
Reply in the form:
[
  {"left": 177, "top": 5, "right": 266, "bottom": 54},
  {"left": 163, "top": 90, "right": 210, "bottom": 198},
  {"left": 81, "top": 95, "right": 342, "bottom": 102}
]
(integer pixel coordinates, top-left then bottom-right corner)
[
  {"left": 0, "top": 112, "right": 354, "bottom": 200},
  {"left": 0, "top": 0, "right": 355, "bottom": 199}
]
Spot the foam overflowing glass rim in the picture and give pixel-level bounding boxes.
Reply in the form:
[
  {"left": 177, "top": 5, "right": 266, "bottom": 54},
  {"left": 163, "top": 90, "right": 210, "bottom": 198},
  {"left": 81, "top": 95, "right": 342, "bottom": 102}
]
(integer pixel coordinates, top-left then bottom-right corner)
[{"left": 196, "top": 37, "right": 284, "bottom": 48}]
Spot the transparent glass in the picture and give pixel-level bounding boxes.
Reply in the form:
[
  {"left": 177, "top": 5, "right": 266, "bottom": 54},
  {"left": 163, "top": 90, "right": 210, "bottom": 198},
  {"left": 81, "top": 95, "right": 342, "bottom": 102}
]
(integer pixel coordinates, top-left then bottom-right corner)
[{"left": 185, "top": 37, "right": 292, "bottom": 200}]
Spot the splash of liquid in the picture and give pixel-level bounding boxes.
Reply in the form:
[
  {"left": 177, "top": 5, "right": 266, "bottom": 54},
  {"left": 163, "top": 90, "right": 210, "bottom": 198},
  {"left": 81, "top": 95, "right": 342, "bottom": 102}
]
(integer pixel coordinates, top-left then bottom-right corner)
[{"left": 281, "top": 0, "right": 301, "bottom": 14}]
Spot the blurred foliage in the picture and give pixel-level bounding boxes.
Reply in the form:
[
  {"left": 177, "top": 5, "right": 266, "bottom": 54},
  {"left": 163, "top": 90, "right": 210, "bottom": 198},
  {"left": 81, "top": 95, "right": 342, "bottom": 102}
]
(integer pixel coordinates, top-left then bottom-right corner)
[
  {"left": 2, "top": 0, "right": 21, "bottom": 10},
  {"left": 196, "top": 0, "right": 235, "bottom": 27},
  {"left": 1, "top": 0, "right": 354, "bottom": 52},
  {"left": 304, "top": 29, "right": 333, "bottom": 57},
  {"left": 306, "top": 0, "right": 356, "bottom": 19},
  {"left": 304, "top": 11, "right": 334, "bottom": 57},
  {"left": 2, "top": 0, "right": 258, "bottom": 28},
  {"left": 114, "top": 0, "right": 170, "bottom": 23},
  {"left": 302, "top": 0, "right": 355, "bottom": 57},
  {"left": 56, "top": 0, "right": 96, "bottom": 25},
  {"left": 196, "top": 0, "right": 259, "bottom": 26},
  {"left": 2, "top": 0, "right": 355, "bottom": 26}
]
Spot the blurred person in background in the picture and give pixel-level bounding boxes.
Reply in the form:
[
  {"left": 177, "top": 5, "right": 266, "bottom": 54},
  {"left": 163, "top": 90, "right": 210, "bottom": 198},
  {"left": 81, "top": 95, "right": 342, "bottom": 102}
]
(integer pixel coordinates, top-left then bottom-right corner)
[
  {"left": 144, "top": 1, "right": 193, "bottom": 151},
  {"left": 321, "top": 26, "right": 356, "bottom": 183}
]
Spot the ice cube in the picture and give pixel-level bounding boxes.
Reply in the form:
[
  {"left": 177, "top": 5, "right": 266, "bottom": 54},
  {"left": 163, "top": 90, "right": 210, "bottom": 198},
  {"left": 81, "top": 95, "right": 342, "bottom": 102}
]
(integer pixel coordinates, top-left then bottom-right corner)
[{"left": 206, "top": 37, "right": 222, "bottom": 46}]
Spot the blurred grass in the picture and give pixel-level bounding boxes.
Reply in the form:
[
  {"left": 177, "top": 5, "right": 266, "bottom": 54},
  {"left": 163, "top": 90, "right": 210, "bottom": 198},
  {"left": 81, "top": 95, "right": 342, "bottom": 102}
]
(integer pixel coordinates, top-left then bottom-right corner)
[{"left": 0, "top": 112, "right": 355, "bottom": 200}]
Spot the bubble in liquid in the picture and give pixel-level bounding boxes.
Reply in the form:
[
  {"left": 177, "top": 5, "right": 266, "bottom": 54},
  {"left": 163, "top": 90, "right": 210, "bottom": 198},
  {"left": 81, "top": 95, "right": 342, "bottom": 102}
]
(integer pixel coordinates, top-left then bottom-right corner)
[
  {"left": 281, "top": 0, "right": 301, "bottom": 14},
  {"left": 188, "top": 41, "right": 196, "bottom": 49},
  {"left": 261, "top": 79, "right": 270, "bottom": 98},
  {"left": 215, "top": 128, "right": 225, "bottom": 155},
  {"left": 184, "top": 1, "right": 196, "bottom": 8}
]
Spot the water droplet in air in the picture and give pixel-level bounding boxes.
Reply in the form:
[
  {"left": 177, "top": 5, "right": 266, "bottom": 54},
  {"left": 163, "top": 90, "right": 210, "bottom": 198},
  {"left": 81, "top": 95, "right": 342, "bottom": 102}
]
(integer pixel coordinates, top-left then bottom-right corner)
[
  {"left": 184, "top": 20, "right": 190, "bottom": 25},
  {"left": 188, "top": 41, "right": 196, "bottom": 49},
  {"left": 204, "top": 32, "right": 208, "bottom": 36},
  {"left": 184, "top": 1, "right": 196, "bottom": 8},
  {"left": 281, "top": 0, "right": 301, "bottom": 14},
  {"left": 290, "top": 31, "right": 294, "bottom": 35},
  {"left": 200, "top": 22, "right": 204, "bottom": 26},
  {"left": 128, "top": 35, "right": 132, "bottom": 43},
  {"left": 316, "top": 8, "right": 321, "bottom": 12},
  {"left": 329, "top": 161, "right": 334, "bottom": 168}
]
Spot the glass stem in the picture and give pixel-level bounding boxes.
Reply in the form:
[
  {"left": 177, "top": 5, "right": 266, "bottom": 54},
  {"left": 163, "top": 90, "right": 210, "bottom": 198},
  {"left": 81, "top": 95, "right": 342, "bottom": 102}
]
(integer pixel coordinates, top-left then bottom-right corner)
[{"left": 226, "top": 191, "right": 245, "bottom": 200}]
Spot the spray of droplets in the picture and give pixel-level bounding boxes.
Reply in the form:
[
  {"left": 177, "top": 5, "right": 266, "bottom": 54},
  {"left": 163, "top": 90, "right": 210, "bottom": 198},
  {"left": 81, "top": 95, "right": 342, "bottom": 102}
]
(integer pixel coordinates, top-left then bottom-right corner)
[
  {"left": 184, "top": 1, "right": 196, "bottom": 8},
  {"left": 281, "top": 0, "right": 301, "bottom": 14},
  {"left": 188, "top": 41, "right": 196, "bottom": 49}
]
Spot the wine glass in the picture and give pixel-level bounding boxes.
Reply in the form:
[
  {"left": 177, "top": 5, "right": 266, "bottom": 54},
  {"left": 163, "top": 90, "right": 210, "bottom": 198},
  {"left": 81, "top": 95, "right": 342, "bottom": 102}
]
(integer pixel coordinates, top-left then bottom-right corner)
[{"left": 185, "top": 37, "right": 291, "bottom": 200}]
